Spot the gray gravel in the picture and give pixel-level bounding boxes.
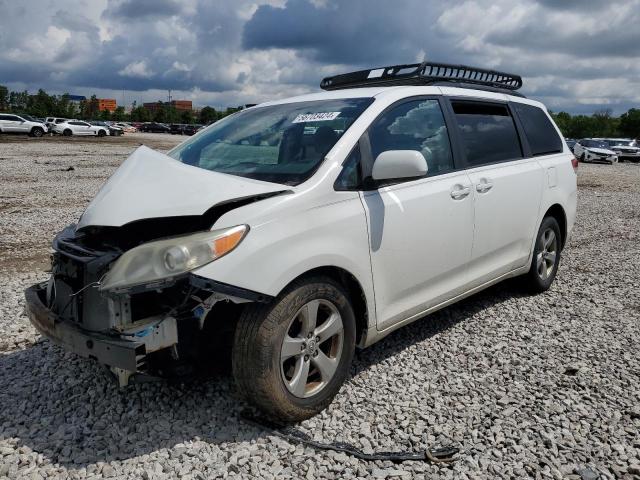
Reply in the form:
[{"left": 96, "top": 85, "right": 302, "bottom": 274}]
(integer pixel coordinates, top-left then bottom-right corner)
[{"left": 1, "top": 134, "right": 639, "bottom": 479}]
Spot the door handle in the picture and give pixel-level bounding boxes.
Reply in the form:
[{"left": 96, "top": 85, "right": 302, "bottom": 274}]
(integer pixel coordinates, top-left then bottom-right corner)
[
  {"left": 450, "top": 184, "right": 471, "bottom": 200},
  {"left": 475, "top": 178, "right": 493, "bottom": 193}
]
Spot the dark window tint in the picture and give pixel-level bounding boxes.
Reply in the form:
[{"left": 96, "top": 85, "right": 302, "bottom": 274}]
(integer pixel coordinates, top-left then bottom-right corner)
[
  {"left": 452, "top": 102, "right": 522, "bottom": 166},
  {"left": 335, "top": 144, "right": 361, "bottom": 190},
  {"left": 369, "top": 99, "right": 454, "bottom": 176},
  {"left": 513, "top": 103, "right": 562, "bottom": 156}
]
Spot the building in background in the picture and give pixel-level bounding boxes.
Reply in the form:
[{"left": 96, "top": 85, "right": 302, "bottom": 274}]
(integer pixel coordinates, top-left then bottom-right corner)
[
  {"left": 67, "top": 95, "right": 86, "bottom": 106},
  {"left": 143, "top": 100, "right": 192, "bottom": 112},
  {"left": 96, "top": 98, "right": 117, "bottom": 112}
]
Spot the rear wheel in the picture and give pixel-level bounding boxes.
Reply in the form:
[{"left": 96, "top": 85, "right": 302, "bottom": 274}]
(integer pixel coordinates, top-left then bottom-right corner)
[
  {"left": 233, "top": 276, "right": 355, "bottom": 422},
  {"left": 63, "top": 129, "right": 72, "bottom": 136},
  {"left": 30, "top": 127, "right": 44, "bottom": 137},
  {"left": 523, "top": 216, "right": 561, "bottom": 293}
]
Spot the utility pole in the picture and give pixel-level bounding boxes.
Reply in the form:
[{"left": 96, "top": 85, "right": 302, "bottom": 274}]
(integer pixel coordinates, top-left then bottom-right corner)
[{"left": 168, "top": 89, "right": 172, "bottom": 105}]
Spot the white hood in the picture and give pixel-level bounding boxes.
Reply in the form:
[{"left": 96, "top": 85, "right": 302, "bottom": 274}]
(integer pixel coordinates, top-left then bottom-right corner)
[
  {"left": 78, "top": 146, "right": 288, "bottom": 229},
  {"left": 587, "top": 147, "right": 615, "bottom": 156}
]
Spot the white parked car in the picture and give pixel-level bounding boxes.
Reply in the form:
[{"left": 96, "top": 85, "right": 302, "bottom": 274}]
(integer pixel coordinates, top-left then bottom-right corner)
[
  {"left": 0, "top": 113, "right": 48, "bottom": 136},
  {"left": 25, "top": 62, "right": 577, "bottom": 421},
  {"left": 599, "top": 138, "right": 640, "bottom": 163},
  {"left": 53, "top": 120, "right": 108, "bottom": 137},
  {"left": 574, "top": 139, "right": 618, "bottom": 164}
]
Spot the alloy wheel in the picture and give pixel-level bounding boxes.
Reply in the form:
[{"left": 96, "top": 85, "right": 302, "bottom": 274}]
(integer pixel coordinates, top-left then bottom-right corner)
[
  {"left": 536, "top": 228, "right": 558, "bottom": 280},
  {"left": 280, "top": 299, "right": 344, "bottom": 398}
]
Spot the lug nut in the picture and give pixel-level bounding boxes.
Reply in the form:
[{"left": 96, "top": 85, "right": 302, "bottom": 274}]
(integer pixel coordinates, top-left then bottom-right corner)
[
  {"left": 308, "top": 333, "right": 313, "bottom": 339},
  {"left": 315, "top": 336, "right": 320, "bottom": 342},
  {"left": 304, "top": 355, "right": 309, "bottom": 361},
  {"left": 313, "top": 351, "right": 318, "bottom": 357}
]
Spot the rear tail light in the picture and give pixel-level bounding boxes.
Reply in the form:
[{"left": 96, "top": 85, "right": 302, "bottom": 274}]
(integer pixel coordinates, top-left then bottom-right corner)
[{"left": 571, "top": 157, "right": 579, "bottom": 173}]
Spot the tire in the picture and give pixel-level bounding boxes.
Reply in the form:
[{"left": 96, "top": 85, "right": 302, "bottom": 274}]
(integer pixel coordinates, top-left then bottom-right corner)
[
  {"left": 233, "top": 276, "right": 356, "bottom": 422},
  {"left": 611, "top": 156, "right": 618, "bottom": 164},
  {"left": 523, "top": 216, "right": 562, "bottom": 294},
  {"left": 63, "top": 129, "right": 72, "bottom": 137},
  {"left": 97, "top": 129, "right": 106, "bottom": 137},
  {"left": 579, "top": 153, "right": 586, "bottom": 163},
  {"left": 30, "top": 127, "right": 44, "bottom": 137}
]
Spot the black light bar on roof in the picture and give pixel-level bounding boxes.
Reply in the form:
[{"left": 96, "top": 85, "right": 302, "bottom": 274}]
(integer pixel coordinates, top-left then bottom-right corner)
[{"left": 320, "top": 61, "right": 523, "bottom": 92}]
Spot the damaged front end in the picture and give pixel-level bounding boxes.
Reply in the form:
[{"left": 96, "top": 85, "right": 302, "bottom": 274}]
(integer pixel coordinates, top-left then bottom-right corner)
[{"left": 25, "top": 224, "right": 271, "bottom": 387}]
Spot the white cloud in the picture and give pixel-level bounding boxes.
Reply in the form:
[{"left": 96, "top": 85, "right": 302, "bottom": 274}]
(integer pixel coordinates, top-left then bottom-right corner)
[{"left": 119, "top": 61, "right": 154, "bottom": 78}]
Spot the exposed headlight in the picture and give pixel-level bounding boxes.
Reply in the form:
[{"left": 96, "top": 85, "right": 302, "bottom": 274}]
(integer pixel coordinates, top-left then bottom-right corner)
[{"left": 100, "top": 225, "right": 248, "bottom": 292}]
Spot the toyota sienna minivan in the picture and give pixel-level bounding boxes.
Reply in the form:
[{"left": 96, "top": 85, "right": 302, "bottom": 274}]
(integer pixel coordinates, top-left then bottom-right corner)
[{"left": 25, "top": 62, "right": 577, "bottom": 421}]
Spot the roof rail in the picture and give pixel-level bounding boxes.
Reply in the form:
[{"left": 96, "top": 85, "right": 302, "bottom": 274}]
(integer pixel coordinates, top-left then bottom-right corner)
[{"left": 320, "top": 61, "right": 523, "bottom": 92}]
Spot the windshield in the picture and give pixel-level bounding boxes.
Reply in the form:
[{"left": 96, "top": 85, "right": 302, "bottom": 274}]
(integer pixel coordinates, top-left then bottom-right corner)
[
  {"left": 583, "top": 140, "right": 609, "bottom": 149},
  {"left": 168, "top": 98, "right": 373, "bottom": 185},
  {"left": 608, "top": 140, "right": 632, "bottom": 147}
]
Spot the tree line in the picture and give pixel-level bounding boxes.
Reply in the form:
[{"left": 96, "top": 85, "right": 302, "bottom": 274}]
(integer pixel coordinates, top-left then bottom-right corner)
[
  {"left": 2, "top": 84, "right": 640, "bottom": 138},
  {"left": 0, "top": 85, "right": 241, "bottom": 125},
  {"left": 551, "top": 109, "right": 640, "bottom": 140}
]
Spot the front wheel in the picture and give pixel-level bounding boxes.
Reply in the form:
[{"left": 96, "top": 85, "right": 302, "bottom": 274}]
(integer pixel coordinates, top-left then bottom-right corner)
[
  {"left": 30, "top": 127, "right": 44, "bottom": 137},
  {"left": 232, "top": 277, "right": 356, "bottom": 422},
  {"left": 63, "top": 129, "right": 72, "bottom": 136},
  {"left": 97, "top": 129, "right": 106, "bottom": 137},
  {"left": 523, "top": 216, "right": 561, "bottom": 293}
]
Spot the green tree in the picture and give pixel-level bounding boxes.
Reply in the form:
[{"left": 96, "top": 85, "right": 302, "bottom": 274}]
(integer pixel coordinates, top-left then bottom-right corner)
[
  {"left": 0, "top": 85, "right": 8, "bottom": 111},
  {"left": 112, "top": 106, "right": 126, "bottom": 121},
  {"left": 619, "top": 108, "right": 640, "bottom": 139},
  {"left": 83, "top": 95, "right": 98, "bottom": 119},
  {"left": 99, "top": 109, "right": 112, "bottom": 120},
  {"left": 198, "top": 106, "right": 218, "bottom": 124},
  {"left": 180, "top": 109, "right": 194, "bottom": 124}
]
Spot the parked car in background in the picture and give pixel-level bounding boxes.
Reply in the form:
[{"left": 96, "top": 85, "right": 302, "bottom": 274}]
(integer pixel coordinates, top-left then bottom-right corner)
[
  {"left": 0, "top": 113, "right": 48, "bottom": 136},
  {"left": 45, "top": 117, "right": 69, "bottom": 131},
  {"left": 91, "top": 121, "right": 123, "bottom": 136},
  {"left": 52, "top": 120, "right": 108, "bottom": 137},
  {"left": 574, "top": 139, "right": 618, "bottom": 164},
  {"left": 183, "top": 124, "right": 202, "bottom": 135},
  {"left": 170, "top": 123, "right": 186, "bottom": 135},
  {"left": 113, "top": 122, "right": 137, "bottom": 133},
  {"left": 565, "top": 138, "right": 577, "bottom": 152},
  {"left": 598, "top": 138, "right": 640, "bottom": 163},
  {"left": 25, "top": 62, "right": 577, "bottom": 422},
  {"left": 140, "top": 122, "right": 171, "bottom": 133}
]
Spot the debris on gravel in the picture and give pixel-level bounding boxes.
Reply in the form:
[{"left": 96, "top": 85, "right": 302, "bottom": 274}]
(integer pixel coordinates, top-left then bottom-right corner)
[{"left": 1, "top": 136, "right": 639, "bottom": 479}]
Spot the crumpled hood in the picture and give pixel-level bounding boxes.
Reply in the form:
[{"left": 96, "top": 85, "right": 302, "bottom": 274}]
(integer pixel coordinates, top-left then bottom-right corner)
[
  {"left": 78, "top": 145, "right": 288, "bottom": 229},
  {"left": 586, "top": 147, "right": 615, "bottom": 156}
]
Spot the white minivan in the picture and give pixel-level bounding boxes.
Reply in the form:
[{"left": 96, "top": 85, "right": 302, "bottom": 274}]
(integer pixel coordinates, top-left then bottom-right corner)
[{"left": 25, "top": 63, "right": 577, "bottom": 421}]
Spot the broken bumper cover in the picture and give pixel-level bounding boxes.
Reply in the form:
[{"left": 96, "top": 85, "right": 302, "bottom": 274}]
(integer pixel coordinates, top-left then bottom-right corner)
[{"left": 24, "top": 282, "right": 145, "bottom": 371}]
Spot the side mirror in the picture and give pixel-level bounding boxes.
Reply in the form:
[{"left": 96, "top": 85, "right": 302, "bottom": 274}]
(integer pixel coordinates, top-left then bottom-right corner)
[{"left": 371, "top": 150, "right": 428, "bottom": 181}]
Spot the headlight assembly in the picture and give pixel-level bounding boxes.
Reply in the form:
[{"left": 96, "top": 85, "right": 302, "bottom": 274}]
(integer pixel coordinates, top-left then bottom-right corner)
[{"left": 100, "top": 225, "right": 248, "bottom": 293}]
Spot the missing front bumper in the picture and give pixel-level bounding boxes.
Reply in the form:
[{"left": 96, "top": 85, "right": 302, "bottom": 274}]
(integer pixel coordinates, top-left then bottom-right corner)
[{"left": 25, "top": 282, "right": 147, "bottom": 371}]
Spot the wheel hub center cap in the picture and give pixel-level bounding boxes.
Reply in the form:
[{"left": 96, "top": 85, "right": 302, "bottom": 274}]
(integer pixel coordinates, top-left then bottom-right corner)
[{"left": 306, "top": 339, "right": 317, "bottom": 353}]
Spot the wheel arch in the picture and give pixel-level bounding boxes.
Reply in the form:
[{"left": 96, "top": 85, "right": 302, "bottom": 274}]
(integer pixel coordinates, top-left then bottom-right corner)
[
  {"left": 543, "top": 203, "right": 567, "bottom": 249},
  {"left": 278, "top": 266, "right": 369, "bottom": 347}
]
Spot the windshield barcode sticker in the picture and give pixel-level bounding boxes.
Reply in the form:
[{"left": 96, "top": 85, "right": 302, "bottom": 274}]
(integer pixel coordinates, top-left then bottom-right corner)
[{"left": 292, "top": 112, "right": 341, "bottom": 123}]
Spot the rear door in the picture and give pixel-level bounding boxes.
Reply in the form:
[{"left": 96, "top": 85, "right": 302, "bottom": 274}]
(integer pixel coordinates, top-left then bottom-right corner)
[
  {"left": 447, "top": 99, "right": 543, "bottom": 286},
  {"left": 2, "top": 115, "right": 22, "bottom": 132},
  {"left": 359, "top": 98, "right": 475, "bottom": 331}
]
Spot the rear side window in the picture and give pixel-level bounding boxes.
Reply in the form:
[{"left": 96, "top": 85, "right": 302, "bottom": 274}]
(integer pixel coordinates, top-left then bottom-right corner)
[
  {"left": 452, "top": 101, "right": 522, "bottom": 166},
  {"left": 513, "top": 103, "right": 562, "bottom": 156}
]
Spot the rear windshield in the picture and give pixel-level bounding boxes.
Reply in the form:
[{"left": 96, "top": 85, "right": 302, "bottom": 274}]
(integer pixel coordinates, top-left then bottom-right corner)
[{"left": 168, "top": 98, "right": 373, "bottom": 185}]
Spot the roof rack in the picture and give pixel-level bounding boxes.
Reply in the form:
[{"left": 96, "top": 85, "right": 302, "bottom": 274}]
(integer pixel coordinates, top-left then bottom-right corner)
[{"left": 320, "top": 61, "right": 523, "bottom": 93}]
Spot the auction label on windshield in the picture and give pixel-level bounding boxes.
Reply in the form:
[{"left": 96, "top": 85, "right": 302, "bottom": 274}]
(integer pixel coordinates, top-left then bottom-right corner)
[{"left": 292, "top": 112, "right": 341, "bottom": 123}]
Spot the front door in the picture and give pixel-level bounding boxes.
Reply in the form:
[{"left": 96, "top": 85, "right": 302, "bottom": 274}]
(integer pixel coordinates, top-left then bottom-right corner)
[{"left": 360, "top": 98, "right": 475, "bottom": 331}]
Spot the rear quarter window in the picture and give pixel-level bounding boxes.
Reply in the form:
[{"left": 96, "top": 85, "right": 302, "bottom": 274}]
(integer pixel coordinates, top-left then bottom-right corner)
[{"left": 513, "top": 103, "right": 563, "bottom": 156}]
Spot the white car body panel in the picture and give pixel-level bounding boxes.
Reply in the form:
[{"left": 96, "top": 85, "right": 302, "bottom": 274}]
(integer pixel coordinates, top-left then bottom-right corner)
[
  {"left": 77, "top": 146, "right": 289, "bottom": 229},
  {"left": 53, "top": 121, "right": 107, "bottom": 136},
  {"left": 0, "top": 114, "right": 47, "bottom": 134},
  {"left": 75, "top": 86, "right": 577, "bottom": 349}
]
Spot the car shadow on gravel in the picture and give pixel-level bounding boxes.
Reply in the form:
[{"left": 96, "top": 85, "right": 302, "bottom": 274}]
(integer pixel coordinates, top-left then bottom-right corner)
[
  {"left": 0, "top": 341, "right": 264, "bottom": 469},
  {"left": 0, "top": 279, "right": 527, "bottom": 469},
  {"left": 352, "top": 278, "right": 528, "bottom": 375}
]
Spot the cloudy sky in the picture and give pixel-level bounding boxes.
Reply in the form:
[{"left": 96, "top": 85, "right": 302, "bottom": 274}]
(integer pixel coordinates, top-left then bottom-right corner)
[{"left": 1, "top": 0, "right": 639, "bottom": 114}]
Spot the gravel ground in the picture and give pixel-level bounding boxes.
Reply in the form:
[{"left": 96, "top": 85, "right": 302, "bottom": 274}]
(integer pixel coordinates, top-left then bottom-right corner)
[{"left": 1, "top": 134, "right": 639, "bottom": 479}]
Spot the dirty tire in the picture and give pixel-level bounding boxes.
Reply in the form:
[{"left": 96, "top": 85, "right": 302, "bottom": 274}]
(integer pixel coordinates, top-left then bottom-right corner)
[
  {"left": 63, "top": 129, "right": 72, "bottom": 136},
  {"left": 232, "top": 276, "right": 356, "bottom": 423},
  {"left": 523, "top": 216, "right": 562, "bottom": 294},
  {"left": 97, "top": 129, "right": 106, "bottom": 137},
  {"left": 30, "top": 127, "right": 44, "bottom": 137}
]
